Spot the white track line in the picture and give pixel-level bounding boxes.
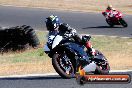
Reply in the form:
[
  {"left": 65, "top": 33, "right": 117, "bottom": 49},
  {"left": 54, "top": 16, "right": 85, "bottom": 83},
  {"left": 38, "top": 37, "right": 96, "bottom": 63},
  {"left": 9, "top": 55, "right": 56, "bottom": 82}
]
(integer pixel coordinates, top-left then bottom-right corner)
[
  {"left": 0, "top": 73, "right": 58, "bottom": 78},
  {"left": 0, "top": 70, "right": 132, "bottom": 78},
  {"left": 110, "top": 70, "right": 132, "bottom": 72}
]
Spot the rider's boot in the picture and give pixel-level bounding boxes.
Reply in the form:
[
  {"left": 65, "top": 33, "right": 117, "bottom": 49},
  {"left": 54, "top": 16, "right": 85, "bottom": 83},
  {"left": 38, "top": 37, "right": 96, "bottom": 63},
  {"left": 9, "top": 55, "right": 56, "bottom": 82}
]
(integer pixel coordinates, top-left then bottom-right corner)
[
  {"left": 82, "top": 62, "right": 96, "bottom": 73},
  {"left": 78, "top": 62, "right": 97, "bottom": 75}
]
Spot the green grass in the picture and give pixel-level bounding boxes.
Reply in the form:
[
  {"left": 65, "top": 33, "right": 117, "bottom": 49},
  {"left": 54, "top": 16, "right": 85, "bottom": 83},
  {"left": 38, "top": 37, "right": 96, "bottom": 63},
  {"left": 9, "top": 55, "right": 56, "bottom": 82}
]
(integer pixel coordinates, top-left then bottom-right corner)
[
  {"left": 0, "top": 48, "right": 49, "bottom": 64},
  {"left": 92, "top": 36, "right": 132, "bottom": 52},
  {"left": 0, "top": 31, "right": 132, "bottom": 64}
]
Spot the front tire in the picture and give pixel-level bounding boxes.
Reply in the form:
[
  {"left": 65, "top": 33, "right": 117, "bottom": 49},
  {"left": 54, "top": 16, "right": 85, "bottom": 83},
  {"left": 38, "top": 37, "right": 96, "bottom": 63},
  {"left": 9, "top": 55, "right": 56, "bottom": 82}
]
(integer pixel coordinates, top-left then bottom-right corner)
[
  {"left": 119, "top": 18, "right": 128, "bottom": 27},
  {"left": 52, "top": 53, "right": 75, "bottom": 79}
]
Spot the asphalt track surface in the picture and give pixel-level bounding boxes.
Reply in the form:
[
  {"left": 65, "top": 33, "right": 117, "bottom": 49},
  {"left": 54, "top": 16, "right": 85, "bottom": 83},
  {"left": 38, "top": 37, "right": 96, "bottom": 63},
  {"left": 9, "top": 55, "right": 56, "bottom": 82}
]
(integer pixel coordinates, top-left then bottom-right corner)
[
  {"left": 0, "top": 6, "right": 132, "bottom": 37},
  {"left": 0, "top": 6, "right": 132, "bottom": 88},
  {"left": 0, "top": 71, "right": 132, "bottom": 88}
]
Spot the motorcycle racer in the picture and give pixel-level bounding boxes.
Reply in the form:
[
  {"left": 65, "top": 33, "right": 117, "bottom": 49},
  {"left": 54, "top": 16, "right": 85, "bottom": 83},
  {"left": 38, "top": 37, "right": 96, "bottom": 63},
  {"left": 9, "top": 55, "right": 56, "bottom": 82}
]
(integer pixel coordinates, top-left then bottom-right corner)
[
  {"left": 103, "top": 5, "right": 119, "bottom": 18},
  {"left": 102, "top": 5, "right": 127, "bottom": 27},
  {"left": 44, "top": 15, "right": 97, "bottom": 74}
]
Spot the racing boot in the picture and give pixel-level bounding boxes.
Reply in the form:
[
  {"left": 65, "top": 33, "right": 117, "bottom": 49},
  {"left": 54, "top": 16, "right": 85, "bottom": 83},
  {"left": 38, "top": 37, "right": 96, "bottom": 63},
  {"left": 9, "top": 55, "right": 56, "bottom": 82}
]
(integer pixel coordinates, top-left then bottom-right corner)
[
  {"left": 77, "top": 62, "right": 97, "bottom": 75},
  {"left": 82, "top": 62, "right": 96, "bottom": 73}
]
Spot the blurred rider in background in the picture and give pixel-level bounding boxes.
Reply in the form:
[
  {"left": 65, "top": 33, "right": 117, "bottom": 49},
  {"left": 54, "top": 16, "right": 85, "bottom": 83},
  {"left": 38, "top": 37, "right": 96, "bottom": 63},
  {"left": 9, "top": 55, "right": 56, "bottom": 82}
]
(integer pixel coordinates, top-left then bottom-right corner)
[
  {"left": 106, "top": 5, "right": 115, "bottom": 11},
  {"left": 103, "top": 5, "right": 119, "bottom": 18}
]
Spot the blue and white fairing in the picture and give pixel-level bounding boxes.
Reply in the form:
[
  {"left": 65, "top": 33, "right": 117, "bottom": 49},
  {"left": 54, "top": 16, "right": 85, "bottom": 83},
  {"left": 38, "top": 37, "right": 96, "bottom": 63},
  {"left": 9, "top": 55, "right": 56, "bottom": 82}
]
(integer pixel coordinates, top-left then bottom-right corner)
[{"left": 44, "top": 31, "right": 63, "bottom": 52}]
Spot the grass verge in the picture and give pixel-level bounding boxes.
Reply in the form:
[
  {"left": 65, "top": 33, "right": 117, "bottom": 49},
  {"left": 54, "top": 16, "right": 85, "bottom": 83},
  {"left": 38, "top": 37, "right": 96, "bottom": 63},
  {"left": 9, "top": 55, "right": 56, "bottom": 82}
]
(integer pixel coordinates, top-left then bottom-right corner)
[{"left": 0, "top": 31, "right": 132, "bottom": 76}]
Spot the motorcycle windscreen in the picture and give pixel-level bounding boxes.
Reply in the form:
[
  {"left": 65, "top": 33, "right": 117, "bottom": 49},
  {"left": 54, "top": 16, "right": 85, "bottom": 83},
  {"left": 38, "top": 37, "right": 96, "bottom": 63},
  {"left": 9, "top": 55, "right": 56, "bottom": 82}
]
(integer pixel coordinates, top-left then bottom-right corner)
[{"left": 52, "top": 35, "right": 63, "bottom": 49}]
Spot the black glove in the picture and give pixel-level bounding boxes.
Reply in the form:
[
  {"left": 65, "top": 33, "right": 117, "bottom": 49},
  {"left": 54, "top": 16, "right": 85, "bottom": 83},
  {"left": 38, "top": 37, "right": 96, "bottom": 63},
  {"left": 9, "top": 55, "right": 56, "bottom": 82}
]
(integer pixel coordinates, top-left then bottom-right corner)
[
  {"left": 59, "top": 23, "right": 69, "bottom": 32},
  {"left": 81, "top": 35, "right": 91, "bottom": 44}
]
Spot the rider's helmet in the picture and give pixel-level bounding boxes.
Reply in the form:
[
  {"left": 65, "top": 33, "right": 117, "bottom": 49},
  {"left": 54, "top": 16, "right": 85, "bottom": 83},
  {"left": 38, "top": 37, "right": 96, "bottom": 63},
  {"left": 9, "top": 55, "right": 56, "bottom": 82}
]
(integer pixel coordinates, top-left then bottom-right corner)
[
  {"left": 107, "top": 4, "right": 113, "bottom": 10},
  {"left": 45, "top": 15, "right": 60, "bottom": 31}
]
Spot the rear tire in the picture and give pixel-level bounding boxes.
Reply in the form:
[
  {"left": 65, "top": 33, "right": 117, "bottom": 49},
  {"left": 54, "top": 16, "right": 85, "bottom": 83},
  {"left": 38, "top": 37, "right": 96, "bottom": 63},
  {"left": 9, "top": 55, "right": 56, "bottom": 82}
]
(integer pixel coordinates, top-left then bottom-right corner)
[
  {"left": 106, "top": 19, "right": 114, "bottom": 27},
  {"left": 95, "top": 63, "right": 110, "bottom": 74},
  {"left": 94, "top": 50, "right": 110, "bottom": 74}
]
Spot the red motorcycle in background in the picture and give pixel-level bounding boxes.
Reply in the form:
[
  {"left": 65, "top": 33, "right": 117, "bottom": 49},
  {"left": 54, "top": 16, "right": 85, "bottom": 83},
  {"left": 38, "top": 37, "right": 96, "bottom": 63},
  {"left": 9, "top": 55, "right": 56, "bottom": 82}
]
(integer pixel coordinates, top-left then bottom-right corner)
[{"left": 102, "top": 10, "right": 128, "bottom": 27}]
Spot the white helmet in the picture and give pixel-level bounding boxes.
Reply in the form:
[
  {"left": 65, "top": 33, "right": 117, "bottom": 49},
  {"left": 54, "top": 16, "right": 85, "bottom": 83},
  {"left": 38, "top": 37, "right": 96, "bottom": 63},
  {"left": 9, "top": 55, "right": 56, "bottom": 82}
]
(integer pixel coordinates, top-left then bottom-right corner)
[{"left": 107, "top": 4, "right": 113, "bottom": 10}]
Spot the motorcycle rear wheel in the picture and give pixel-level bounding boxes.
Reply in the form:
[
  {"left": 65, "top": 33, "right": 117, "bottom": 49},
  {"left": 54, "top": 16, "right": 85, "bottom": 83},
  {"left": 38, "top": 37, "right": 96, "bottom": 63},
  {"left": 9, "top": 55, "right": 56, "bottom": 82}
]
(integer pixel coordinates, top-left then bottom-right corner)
[
  {"left": 106, "top": 19, "right": 114, "bottom": 27},
  {"left": 94, "top": 50, "right": 110, "bottom": 74}
]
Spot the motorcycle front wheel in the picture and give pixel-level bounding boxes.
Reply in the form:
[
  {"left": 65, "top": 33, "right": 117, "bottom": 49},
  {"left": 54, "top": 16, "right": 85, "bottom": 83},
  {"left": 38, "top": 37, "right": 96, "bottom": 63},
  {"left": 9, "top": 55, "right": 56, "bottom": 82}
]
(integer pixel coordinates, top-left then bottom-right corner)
[
  {"left": 52, "top": 52, "right": 75, "bottom": 79},
  {"left": 119, "top": 18, "right": 128, "bottom": 27}
]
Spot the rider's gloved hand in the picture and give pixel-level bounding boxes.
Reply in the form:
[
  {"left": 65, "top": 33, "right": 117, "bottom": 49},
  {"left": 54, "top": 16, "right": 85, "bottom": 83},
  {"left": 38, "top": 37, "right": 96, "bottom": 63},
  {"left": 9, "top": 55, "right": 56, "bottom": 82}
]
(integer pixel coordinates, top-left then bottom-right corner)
[
  {"left": 70, "top": 28, "right": 76, "bottom": 36},
  {"left": 64, "top": 33, "right": 72, "bottom": 38},
  {"left": 81, "top": 35, "right": 91, "bottom": 44}
]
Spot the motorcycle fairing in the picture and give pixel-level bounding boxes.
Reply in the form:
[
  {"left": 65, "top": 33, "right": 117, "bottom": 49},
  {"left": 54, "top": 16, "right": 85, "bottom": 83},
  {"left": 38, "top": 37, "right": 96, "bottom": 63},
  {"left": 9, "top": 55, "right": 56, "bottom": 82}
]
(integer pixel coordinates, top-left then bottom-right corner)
[
  {"left": 44, "top": 44, "right": 50, "bottom": 52},
  {"left": 62, "top": 42, "right": 90, "bottom": 62},
  {"left": 52, "top": 35, "right": 63, "bottom": 49}
]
